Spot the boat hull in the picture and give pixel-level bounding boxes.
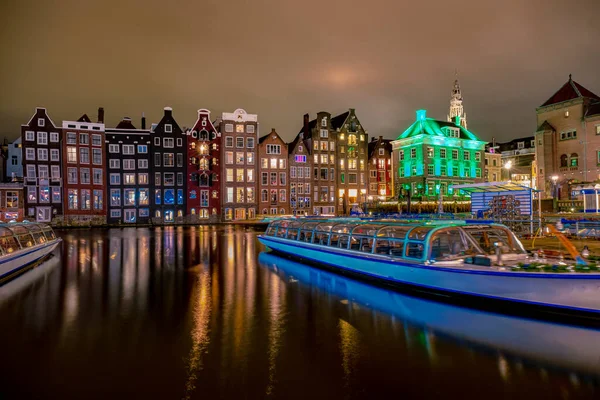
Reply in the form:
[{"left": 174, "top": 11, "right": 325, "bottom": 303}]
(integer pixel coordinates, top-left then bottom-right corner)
[
  {"left": 258, "top": 235, "right": 600, "bottom": 319},
  {"left": 0, "top": 240, "right": 61, "bottom": 282}
]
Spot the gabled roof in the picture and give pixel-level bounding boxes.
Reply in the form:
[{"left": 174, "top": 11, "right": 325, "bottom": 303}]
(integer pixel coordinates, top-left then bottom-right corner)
[
  {"left": 396, "top": 110, "right": 481, "bottom": 141},
  {"left": 330, "top": 111, "right": 350, "bottom": 130},
  {"left": 114, "top": 118, "right": 137, "bottom": 130},
  {"left": 287, "top": 133, "right": 311, "bottom": 156},
  {"left": 540, "top": 76, "right": 600, "bottom": 107},
  {"left": 536, "top": 120, "right": 555, "bottom": 132},
  {"left": 368, "top": 138, "right": 392, "bottom": 159},
  {"left": 77, "top": 114, "right": 91, "bottom": 123},
  {"left": 259, "top": 129, "right": 284, "bottom": 144}
]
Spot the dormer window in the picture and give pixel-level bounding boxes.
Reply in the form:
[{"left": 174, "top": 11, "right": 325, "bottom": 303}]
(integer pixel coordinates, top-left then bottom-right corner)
[
  {"left": 165, "top": 124, "right": 172, "bottom": 133},
  {"left": 38, "top": 118, "right": 45, "bottom": 127},
  {"left": 517, "top": 142, "right": 524, "bottom": 149},
  {"left": 321, "top": 117, "right": 327, "bottom": 127},
  {"left": 446, "top": 127, "right": 459, "bottom": 138}
]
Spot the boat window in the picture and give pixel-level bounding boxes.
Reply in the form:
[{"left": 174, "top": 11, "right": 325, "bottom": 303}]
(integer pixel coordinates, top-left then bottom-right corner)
[
  {"left": 26, "top": 224, "right": 46, "bottom": 245},
  {"left": 428, "top": 228, "right": 478, "bottom": 261},
  {"left": 44, "top": 229, "right": 56, "bottom": 240},
  {"left": 351, "top": 225, "right": 379, "bottom": 237},
  {"left": 350, "top": 236, "right": 374, "bottom": 253},
  {"left": 276, "top": 227, "right": 287, "bottom": 238},
  {"left": 286, "top": 228, "right": 299, "bottom": 240},
  {"left": 329, "top": 233, "right": 341, "bottom": 247},
  {"left": 331, "top": 224, "right": 354, "bottom": 234},
  {"left": 463, "top": 227, "right": 526, "bottom": 255},
  {"left": 314, "top": 232, "right": 330, "bottom": 245},
  {"left": 266, "top": 225, "right": 277, "bottom": 236},
  {"left": 338, "top": 234, "right": 350, "bottom": 249},
  {"left": 315, "top": 223, "right": 335, "bottom": 233},
  {"left": 405, "top": 242, "right": 425, "bottom": 259},
  {"left": 407, "top": 227, "right": 432, "bottom": 241},
  {"left": 299, "top": 229, "right": 313, "bottom": 243},
  {"left": 0, "top": 227, "right": 20, "bottom": 254},
  {"left": 8, "top": 225, "right": 36, "bottom": 248},
  {"left": 375, "top": 238, "right": 404, "bottom": 256},
  {"left": 377, "top": 226, "right": 412, "bottom": 239}
]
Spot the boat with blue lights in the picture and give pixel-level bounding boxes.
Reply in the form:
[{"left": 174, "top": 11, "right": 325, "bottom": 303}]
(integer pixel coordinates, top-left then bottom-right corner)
[
  {"left": 0, "top": 222, "right": 61, "bottom": 283},
  {"left": 258, "top": 218, "right": 600, "bottom": 322}
]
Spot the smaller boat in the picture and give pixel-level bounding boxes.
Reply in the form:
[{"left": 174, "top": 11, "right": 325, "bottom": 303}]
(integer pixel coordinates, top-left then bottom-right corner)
[
  {"left": 258, "top": 218, "right": 600, "bottom": 324},
  {"left": 0, "top": 222, "right": 61, "bottom": 283}
]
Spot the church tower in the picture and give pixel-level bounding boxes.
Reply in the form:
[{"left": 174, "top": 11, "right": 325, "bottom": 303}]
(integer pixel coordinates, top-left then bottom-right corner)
[{"left": 447, "top": 72, "right": 468, "bottom": 129}]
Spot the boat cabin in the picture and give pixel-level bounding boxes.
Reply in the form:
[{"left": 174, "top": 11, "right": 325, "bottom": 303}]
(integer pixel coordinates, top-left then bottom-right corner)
[
  {"left": 264, "top": 219, "right": 527, "bottom": 263},
  {"left": 0, "top": 223, "right": 57, "bottom": 256}
]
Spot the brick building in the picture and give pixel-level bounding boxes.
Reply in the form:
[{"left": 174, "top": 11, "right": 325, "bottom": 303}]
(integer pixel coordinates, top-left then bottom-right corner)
[
  {"left": 21, "top": 107, "right": 63, "bottom": 222},
  {"left": 288, "top": 132, "right": 312, "bottom": 215},
  {"left": 220, "top": 108, "right": 258, "bottom": 221},
  {"left": 62, "top": 111, "right": 106, "bottom": 225},
  {"left": 258, "top": 129, "right": 289, "bottom": 215},
  {"left": 367, "top": 136, "right": 392, "bottom": 200},
  {"left": 187, "top": 109, "right": 220, "bottom": 222},
  {"left": 535, "top": 75, "right": 600, "bottom": 198},
  {"left": 0, "top": 183, "right": 24, "bottom": 221}
]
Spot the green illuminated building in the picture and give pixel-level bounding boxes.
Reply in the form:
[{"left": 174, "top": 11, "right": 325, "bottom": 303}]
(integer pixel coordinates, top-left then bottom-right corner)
[{"left": 391, "top": 110, "right": 487, "bottom": 199}]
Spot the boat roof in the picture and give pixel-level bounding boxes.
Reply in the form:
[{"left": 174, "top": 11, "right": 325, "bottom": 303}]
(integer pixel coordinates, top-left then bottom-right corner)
[{"left": 268, "top": 218, "right": 507, "bottom": 237}]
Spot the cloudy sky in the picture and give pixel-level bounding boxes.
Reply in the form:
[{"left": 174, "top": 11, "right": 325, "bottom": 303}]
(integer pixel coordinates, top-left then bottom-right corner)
[{"left": 1, "top": 0, "right": 599, "bottom": 143}]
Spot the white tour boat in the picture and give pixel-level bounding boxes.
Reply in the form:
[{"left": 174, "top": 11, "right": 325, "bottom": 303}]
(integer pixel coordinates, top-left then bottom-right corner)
[
  {"left": 258, "top": 219, "right": 600, "bottom": 322},
  {"left": 0, "top": 222, "right": 61, "bottom": 282}
]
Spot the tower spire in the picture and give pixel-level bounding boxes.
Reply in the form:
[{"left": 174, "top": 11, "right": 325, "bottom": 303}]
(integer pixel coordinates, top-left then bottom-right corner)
[{"left": 447, "top": 71, "right": 467, "bottom": 129}]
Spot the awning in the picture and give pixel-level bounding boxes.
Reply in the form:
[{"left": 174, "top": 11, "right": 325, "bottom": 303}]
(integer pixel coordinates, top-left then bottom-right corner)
[{"left": 450, "top": 181, "right": 541, "bottom": 193}]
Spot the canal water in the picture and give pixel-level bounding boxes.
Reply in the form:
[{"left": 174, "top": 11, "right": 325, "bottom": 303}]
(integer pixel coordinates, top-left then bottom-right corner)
[{"left": 1, "top": 226, "right": 599, "bottom": 399}]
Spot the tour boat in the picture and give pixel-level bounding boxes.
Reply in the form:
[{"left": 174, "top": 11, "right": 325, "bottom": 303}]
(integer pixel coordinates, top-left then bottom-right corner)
[
  {"left": 0, "top": 222, "right": 61, "bottom": 282},
  {"left": 258, "top": 219, "right": 600, "bottom": 322}
]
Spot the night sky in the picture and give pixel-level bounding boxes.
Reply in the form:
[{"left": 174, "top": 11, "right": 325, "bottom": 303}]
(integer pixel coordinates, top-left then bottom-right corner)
[{"left": 1, "top": 0, "right": 599, "bottom": 143}]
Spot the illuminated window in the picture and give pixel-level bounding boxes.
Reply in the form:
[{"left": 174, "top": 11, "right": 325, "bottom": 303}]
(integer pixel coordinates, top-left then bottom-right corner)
[
  {"left": 452, "top": 150, "right": 458, "bottom": 160},
  {"left": 236, "top": 124, "right": 244, "bottom": 133}
]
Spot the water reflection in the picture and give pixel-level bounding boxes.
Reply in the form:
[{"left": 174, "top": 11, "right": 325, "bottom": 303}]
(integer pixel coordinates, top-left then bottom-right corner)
[{"left": 0, "top": 227, "right": 599, "bottom": 399}]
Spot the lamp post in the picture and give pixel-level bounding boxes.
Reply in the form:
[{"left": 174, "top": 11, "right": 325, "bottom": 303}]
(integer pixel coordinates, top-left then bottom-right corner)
[
  {"left": 551, "top": 175, "right": 559, "bottom": 213},
  {"left": 504, "top": 160, "right": 513, "bottom": 182}
]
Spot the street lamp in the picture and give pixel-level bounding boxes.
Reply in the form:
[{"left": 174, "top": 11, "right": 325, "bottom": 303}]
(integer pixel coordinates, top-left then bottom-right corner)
[
  {"left": 504, "top": 160, "right": 513, "bottom": 181},
  {"left": 551, "top": 175, "right": 559, "bottom": 213}
]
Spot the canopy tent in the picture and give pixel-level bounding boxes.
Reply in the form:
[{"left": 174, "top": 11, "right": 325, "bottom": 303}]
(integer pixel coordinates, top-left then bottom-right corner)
[{"left": 450, "top": 182, "right": 541, "bottom": 230}]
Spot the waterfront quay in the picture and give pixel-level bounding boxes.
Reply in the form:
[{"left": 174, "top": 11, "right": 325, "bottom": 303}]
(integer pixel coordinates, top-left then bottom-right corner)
[{"left": 1, "top": 225, "right": 599, "bottom": 399}]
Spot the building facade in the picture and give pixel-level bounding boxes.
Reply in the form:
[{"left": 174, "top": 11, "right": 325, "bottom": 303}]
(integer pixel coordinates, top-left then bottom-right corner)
[
  {"left": 6, "top": 137, "right": 22, "bottom": 181},
  {"left": 496, "top": 136, "right": 535, "bottom": 187},
  {"left": 258, "top": 129, "right": 289, "bottom": 215},
  {"left": 106, "top": 117, "right": 152, "bottom": 224},
  {"left": 150, "top": 107, "right": 186, "bottom": 223},
  {"left": 484, "top": 149, "right": 502, "bottom": 182},
  {"left": 220, "top": 108, "right": 258, "bottom": 220},
  {"left": 367, "top": 136, "right": 392, "bottom": 200},
  {"left": 288, "top": 132, "right": 312, "bottom": 216},
  {"left": 21, "top": 107, "right": 63, "bottom": 222},
  {"left": 535, "top": 75, "right": 600, "bottom": 198},
  {"left": 300, "top": 112, "right": 336, "bottom": 215},
  {"left": 62, "top": 113, "right": 106, "bottom": 225},
  {"left": 334, "top": 109, "right": 369, "bottom": 214},
  {"left": 187, "top": 109, "right": 220, "bottom": 222},
  {"left": 0, "top": 183, "right": 24, "bottom": 221},
  {"left": 391, "top": 110, "right": 487, "bottom": 200}
]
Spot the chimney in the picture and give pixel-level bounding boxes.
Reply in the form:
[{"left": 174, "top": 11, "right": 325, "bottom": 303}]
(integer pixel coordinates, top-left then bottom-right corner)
[
  {"left": 164, "top": 106, "right": 173, "bottom": 117},
  {"left": 141, "top": 112, "right": 146, "bottom": 129},
  {"left": 379, "top": 135, "right": 383, "bottom": 141},
  {"left": 97, "top": 107, "right": 104, "bottom": 123},
  {"left": 303, "top": 113, "right": 309, "bottom": 133}
]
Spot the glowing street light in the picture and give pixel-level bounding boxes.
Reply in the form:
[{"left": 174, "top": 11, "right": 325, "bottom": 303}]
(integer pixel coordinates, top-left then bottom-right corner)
[{"left": 504, "top": 160, "right": 513, "bottom": 181}]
